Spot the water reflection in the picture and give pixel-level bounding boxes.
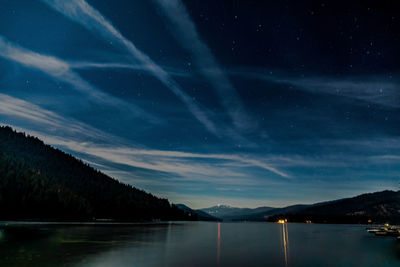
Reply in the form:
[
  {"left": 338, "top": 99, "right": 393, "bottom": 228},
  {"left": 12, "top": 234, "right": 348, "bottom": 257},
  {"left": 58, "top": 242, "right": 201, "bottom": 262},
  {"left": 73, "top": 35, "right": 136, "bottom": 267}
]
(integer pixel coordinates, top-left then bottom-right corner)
[
  {"left": 217, "top": 222, "right": 221, "bottom": 266},
  {"left": 281, "top": 223, "right": 289, "bottom": 267},
  {"left": 0, "top": 222, "right": 399, "bottom": 266},
  {"left": 0, "top": 223, "right": 171, "bottom": 266}
]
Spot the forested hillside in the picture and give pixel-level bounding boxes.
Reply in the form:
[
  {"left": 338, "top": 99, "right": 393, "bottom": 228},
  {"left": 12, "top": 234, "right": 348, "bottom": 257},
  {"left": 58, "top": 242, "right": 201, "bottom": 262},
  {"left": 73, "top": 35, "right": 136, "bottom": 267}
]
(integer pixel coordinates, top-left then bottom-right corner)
[
  {"left": 267, "top": 190, "right": 400, "bottom": 224},
  {"left": 0, "top": 126, "right": 190, "bottom": 221},
  {"left": 199, "top": 191, "right": 400, "bottom": 224}
]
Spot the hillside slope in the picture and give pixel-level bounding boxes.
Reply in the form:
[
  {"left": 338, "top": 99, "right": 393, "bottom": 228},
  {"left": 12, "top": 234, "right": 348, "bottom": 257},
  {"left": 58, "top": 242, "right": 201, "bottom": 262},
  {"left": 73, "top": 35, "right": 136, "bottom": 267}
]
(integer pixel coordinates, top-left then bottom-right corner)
[
  {"left": 0, "top": 126, "right": 189, "bottom": 221},
  {"left": 266, "top": 190, "right": 400, "bottom": 224}
]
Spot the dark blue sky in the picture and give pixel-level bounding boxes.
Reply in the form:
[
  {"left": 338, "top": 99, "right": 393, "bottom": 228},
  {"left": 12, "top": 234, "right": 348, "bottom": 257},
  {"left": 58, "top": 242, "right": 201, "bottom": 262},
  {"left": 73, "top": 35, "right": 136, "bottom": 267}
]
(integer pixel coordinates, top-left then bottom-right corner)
[{"left": 0, "top": 0, "right": 399, "bottom": 208}]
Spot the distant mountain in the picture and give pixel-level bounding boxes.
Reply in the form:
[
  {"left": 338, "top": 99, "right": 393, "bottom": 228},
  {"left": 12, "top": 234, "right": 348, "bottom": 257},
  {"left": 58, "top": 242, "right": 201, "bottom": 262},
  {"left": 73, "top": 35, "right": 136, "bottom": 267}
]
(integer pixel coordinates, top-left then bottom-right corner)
[
  {"left": 200, "top": 205, "right": 274, "bottom": 220},
  {"left": 176, "top": 204, "right": 221, "bottom": 221},
  {"left": 238, "top": 190, "right": 400, "bottom": 224},
  {"left": 0, "top": 126, "right": 190, "bottom": 222},
  {"left": 267, "top": 190, "right": 400, "bottom": 224},
  {"left": 201, "top": 191, "right": 400, "bottom": 223},
  {"left": 231, "top": 204, "right": 310, "bottom": 221}
]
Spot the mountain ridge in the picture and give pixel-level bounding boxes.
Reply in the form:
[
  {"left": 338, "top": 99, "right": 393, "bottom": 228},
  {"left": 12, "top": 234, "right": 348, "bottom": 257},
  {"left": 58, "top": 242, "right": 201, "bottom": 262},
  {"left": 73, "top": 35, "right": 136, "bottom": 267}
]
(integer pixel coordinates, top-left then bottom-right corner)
[
  {"left": 0, "top": 126, "right": 190, "bottom": 222},
  {"left": 200, "top": 190, "right": 400, "bottom": 223}
]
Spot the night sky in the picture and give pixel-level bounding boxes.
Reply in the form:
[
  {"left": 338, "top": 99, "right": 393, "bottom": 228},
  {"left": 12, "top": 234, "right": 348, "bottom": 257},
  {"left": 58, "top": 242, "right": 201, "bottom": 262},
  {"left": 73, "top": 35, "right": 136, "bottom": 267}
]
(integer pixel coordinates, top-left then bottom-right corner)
[{"left": 0, "top": 0, "right": 399, "bottom": 208}]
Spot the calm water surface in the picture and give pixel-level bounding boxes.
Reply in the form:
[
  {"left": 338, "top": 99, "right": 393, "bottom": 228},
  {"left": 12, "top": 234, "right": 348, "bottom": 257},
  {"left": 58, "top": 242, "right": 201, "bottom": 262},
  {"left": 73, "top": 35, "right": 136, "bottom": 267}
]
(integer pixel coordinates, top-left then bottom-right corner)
[{"left": 0, "top": 221, "right": 399, "bottom": 266}]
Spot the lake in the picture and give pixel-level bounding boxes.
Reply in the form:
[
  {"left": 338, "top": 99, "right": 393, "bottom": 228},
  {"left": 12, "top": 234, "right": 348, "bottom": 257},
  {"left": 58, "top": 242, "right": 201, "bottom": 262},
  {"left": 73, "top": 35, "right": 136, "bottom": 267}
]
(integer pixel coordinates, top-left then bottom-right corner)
[{"left": 0, "top": 221, "right": 399, "bottom": 266}]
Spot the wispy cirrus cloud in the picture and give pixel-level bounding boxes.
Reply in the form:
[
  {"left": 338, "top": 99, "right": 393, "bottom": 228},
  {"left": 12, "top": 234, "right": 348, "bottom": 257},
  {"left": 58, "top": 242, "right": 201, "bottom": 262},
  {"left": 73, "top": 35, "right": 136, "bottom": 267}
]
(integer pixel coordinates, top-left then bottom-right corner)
[
  {"left": 229, "top": 67, "right": 400, "bottom": 108},
  {"left": 369, "top": 155, "right": 400, "bottom": 163},
  {"left": 0, "top": 93, "right": 115, "bottom": 141},
  {"left": 0, "top": 35, "right": 157, "bottom": 122},
  {"left": 73, "top": 146, "right": 291, "bottom": 178},
  {"left": 0, "top": 93, "right": 289, "bottom": 179},
  {"left": 41, "top": 0, "right": 221, "bottom": 136},
  {"left": 3, "top": 93, "right": 396, "bottom": 181},
  {"left": 24, "top": 131, "right": 289, "bottom": 179},
  {"left": 69, "top": 61, "right": 190, "bottom": 77},
  {"left": 290, "top": 77, "right": 400, "bottom": 108},
  {"left": 151, "top": 0, "right": 255, "bottom": 132}
]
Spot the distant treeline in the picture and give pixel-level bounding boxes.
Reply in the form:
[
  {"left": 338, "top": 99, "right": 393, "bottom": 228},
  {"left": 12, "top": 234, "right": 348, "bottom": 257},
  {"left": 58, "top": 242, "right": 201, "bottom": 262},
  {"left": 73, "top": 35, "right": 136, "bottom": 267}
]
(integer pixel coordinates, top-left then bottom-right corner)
[
  {"left": 267, "top": 214, "right": 400, "bottom": 224},
  {"left": 203, "top": 190, "right": 400, "bottom": 224},
  {"left": 267, "top": 190, "right": 400, "bottom": 224},
  {"left": 0, "top": 126, "right": 192, "bottom": 221}
]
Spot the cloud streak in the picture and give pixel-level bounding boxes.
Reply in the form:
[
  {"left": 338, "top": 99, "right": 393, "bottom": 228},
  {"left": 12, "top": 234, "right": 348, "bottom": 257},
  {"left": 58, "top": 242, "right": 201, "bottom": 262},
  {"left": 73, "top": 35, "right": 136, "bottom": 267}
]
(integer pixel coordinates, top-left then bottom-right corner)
[
  {"left": 151, "top": 0, "right": 255, "bottom": 131},
  {"left": 0, "top": 35, "right": 157, "bottom": 122},
  {"left": 76, "top": 146, "right": 291, "bottom": 178},
  {"left": 69, "top": 61, "right": 191, "bottom": 77},
  {"left": 7, "top": 125, "right": 290, "bottom": 180},
  {"left": 24, "top": 131, "right": 289, "bottom": 179},
  {"left": 4, "top": 92, "right": 396, "bottom": 181},
  {"left": 230, "top": 68, "right": 400, "bottom": 108},
  {"left": 0, "top": 93, "right": 289, "bottom": 179},
  {"left": 42, "top": 0, "right": 221, "bottom": 136},
  {"left": 0, "top": 94, "right": 115, "bottom": 141}
]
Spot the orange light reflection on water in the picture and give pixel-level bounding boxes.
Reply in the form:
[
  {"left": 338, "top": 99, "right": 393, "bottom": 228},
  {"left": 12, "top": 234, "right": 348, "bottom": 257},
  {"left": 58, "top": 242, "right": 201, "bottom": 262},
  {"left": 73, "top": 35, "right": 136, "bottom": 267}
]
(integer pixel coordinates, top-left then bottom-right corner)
[{"left": 282, "top": 223, "right": 289, "bottom": 267}]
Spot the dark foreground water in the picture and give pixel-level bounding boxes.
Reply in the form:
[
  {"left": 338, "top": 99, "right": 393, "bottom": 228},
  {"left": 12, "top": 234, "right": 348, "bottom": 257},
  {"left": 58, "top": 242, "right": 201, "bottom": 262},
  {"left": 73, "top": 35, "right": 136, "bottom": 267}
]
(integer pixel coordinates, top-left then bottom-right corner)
[{"left": 0, "top": 221, "right": 399, "bottom": 267}]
